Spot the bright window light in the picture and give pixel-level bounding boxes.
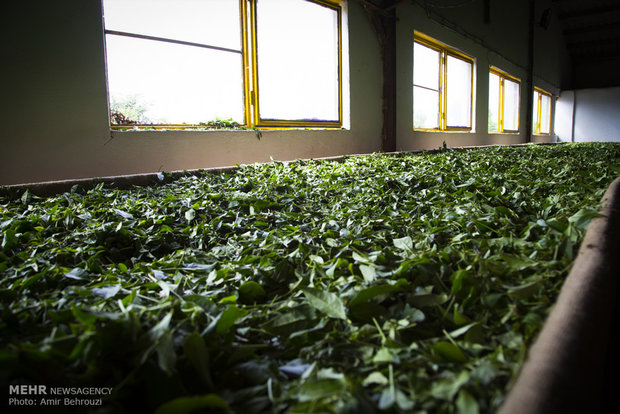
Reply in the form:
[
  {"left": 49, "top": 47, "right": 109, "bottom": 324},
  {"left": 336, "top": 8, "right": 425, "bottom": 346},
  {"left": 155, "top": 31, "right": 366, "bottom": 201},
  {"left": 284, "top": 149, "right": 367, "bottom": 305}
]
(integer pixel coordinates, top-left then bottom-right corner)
[
  {"left": 503, "top": 78, "right": 520, "bottom": 131},
  {"left": 540, "top": 93, "right": 551, "bottom": 134},
  {"left": 255, "top": 0, "right": 340, "bottom": 123},
  {"left": 102, "top": 0, "right": 344, "bottom": 129},
  {"left": 103, "top": 0, "right": 241, "bottom": 50},
  {"left": 488, "top": 72, "right": 500, "bottom": 131},
  {"left": 105, "top": 36, "right": 244, "bottom": 124},
  {"left": 488, "top": 68, "right": 520, "bottom": 133},
  {"left": 413, "top": 33, "right": 473, "bottom": 131},
  {"left": 413, "top": 42, "right": 440, "bottom": 129},
  {"left": 445, "top": 55, "right": 472, "bottom": 128},
  {"left": 103, "top": 0, "right": 244, "bottom": 125},
  {"left": 533, "top": 88, "right": 552, "bottom": 135}
]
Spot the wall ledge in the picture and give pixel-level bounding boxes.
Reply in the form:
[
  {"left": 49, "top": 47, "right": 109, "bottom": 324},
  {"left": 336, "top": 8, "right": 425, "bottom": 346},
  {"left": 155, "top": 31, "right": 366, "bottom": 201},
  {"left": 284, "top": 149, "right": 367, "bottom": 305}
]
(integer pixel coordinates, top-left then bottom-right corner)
[{"left": 0, "top": 142, "right": 563, "bottom": 197}]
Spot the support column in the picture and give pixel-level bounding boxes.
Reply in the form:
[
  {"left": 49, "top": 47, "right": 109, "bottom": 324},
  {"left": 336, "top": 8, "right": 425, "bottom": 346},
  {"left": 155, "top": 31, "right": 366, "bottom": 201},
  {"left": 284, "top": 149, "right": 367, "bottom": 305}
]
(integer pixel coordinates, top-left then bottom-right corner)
[{"left": 363, "top": 2, "right": 397, "bottom": 153}]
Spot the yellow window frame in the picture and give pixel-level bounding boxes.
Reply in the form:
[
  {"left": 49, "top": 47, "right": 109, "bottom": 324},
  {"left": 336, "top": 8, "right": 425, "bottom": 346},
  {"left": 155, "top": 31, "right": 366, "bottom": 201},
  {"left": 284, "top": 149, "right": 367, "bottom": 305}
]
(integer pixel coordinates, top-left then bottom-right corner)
[
  {"left": 489, "top": 67, "right": 521, "bottom": 133},
  {"left": 107, "top": 0, "right": 343, "bottom": 131},
  {"left": 245, "top": 0, "right": 343, "bottom": 129},
  {"left": 413, "top": 31, "right": 474, "bottom": 132},
  {"left": 533, "top": 87, "right": 552, "bottom": 135}
]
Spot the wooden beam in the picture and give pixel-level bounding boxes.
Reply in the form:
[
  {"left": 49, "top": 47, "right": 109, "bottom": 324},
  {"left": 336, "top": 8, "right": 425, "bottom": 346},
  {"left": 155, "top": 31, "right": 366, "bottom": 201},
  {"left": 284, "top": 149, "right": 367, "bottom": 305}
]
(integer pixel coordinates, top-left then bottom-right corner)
[
  {"left": 484, "top": 0, "right": 490, "bottom": 24},
  {"left": 525, "top": 0, "right": 535, "bottom": 143},
  {"left": 363, "top": 3, "right": 397, "bottom": 152}
]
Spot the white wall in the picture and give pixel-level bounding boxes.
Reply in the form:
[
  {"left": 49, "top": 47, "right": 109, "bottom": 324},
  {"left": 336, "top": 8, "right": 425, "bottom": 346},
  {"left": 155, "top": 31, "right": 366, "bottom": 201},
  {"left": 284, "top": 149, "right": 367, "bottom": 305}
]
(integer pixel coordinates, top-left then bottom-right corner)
[
  {"left": 556, "top": 87, "right": 620, "bottom": 143},
  {"left": 555, "top": 90, "right": 574, "bottom": 141}
]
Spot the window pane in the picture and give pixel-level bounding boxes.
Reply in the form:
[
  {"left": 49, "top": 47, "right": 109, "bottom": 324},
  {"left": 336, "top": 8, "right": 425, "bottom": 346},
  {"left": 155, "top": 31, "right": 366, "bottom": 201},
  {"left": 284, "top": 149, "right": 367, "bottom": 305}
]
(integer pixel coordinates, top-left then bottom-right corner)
[
  {"left": 540, "top": 93, "right": 551, "bottom": 134},
  {"left": 413, "top": 42, "right": 440, "bottom": 90},
  {"left": 106, "top": 35, "right": 244, "bottom": 124},
  {"left": 503, "top": 78, "right": 520, "bottom": 131},
  {"left": 103, "top": 0, "right": 241, "bottom": 51},
  {"left": 256, "top": 0, "right": 340, "bottom": 122},
  {"left": 414, "top": 87, "right": 439, "bottom": 129},
  {"left": 488, "top": 73, "right": 500, "bottom": 132},
  {"left": 532, "top": 91, "right": 540, "bottom": 133},
  {"left": 445, "top": 55, "right": 472, "bottom": 128}
]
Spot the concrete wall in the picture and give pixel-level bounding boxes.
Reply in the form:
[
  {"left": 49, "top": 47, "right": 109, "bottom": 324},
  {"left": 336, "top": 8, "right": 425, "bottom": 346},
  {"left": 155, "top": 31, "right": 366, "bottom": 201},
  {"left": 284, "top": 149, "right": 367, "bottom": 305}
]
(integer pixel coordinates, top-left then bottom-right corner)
[
  {"left": 556, "top": 87, "right": 620, "bottom": 143},
  {"left": 395, "top": 0, "right": 565, "bottom": 151},
  {"left": 0, "top": 0, "right": 569, "bottom": 185}
]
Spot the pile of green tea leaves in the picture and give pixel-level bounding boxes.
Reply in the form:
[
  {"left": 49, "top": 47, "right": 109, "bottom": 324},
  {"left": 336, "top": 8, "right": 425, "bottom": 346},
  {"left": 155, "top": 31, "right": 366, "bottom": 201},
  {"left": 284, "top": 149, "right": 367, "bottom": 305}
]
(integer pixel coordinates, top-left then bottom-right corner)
[{"left": 1, "top": 143, "right": 619, "bottom": 413}]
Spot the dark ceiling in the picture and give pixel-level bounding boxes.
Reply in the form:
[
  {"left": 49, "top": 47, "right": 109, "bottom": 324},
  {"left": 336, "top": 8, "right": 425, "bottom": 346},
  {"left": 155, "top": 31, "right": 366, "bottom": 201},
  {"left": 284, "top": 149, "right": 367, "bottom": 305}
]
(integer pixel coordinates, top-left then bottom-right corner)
[
  {"left": 553, "top": 0, "right": 620, "bottom": 66},
  {"left": 364, "top": 0, "right": 620, "bottom": 63},
  {"left": 356, "top": 0, "right": 620, "bottom": 89}
]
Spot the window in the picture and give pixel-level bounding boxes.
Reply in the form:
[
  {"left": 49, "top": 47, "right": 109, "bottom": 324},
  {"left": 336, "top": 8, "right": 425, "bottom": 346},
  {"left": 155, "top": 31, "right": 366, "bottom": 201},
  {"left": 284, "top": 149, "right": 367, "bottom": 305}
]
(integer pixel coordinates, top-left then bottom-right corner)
[
  {"left": 413, "top": 32, "right": 474, "bottom": 131},
  {"left": 533, "top": 87, "right": 552, "bottom": 135},
  {"left": 488, "top": 67, "right": 520, "bottom": 133},
  {"left": 103, "top": 0, "right": 343, "bottom": 129},
  {"left": 251, "top": 0, "right": 342, "bottom": 127}
]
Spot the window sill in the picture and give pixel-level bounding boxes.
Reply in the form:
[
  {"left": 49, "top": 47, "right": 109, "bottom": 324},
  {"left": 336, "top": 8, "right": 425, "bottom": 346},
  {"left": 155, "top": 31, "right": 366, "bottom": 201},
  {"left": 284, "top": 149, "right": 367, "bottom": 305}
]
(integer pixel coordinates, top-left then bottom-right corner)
[
  {"left": 111, "top": 126, "right": 346, "bottom": 132},
  {"left": 413, "top": 129, "right": 474, "bottom": 133}
]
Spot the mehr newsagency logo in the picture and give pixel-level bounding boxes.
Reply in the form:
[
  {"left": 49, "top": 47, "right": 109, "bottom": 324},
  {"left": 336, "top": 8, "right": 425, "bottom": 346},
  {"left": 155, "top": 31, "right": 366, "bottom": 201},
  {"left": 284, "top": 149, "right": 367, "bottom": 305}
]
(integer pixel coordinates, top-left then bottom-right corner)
[{"left": 8, "top": 385, "right": 113, "bottom": 407}]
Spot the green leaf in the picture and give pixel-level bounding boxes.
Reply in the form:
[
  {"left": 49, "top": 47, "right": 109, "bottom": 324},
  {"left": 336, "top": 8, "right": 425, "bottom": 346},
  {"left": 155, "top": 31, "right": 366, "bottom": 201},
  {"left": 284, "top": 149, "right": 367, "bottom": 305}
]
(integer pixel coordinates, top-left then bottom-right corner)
[
  {"left": 432, "top": 341, "right": 468, "bottom": 363},
  {"left": 309, "top": 254, "right": 324, "bottom": 265},
  {"left": 219, "top": 294, "right": 237, "bottom": 305},
  {"left": 430, "top": 371, "right": 470, "bottom": 400},
  {"left": 64, "top": 268, "right": 90, "bottom": 280},
  {"left": 114, "top": 208, "right": 134, "bottom": 220},
  {"left": 156, "top": 331, "right": 177, "bottom": 374},
  {"left": 396, "top": 389, "right": 415, "bottom": 411},
  {"left": 92, "top": 284, "right": 121, "bottom": 299},
  {"left": 359, "top": 264, "right": 377, "bottom": 282},
  {"left": 378, "top": 387, "right": 395, "bottom": 410},
  {"left": 501, "top": 254, "right": 538, "bottom": 271},
  {"left": 372, "top": 347, "right": 395, "bottom": 364},
  {"left": 349, "top": 284, "right": 398, "bottom": 307},
  {"left": 216, "top": 305, "right": 248, "bottom": 335},
  {"left": 21, "top": 273, "right": 44, "bottom": 289},
  {"left": 451, "top": 269, "right": 468, "bottom": 294},
  {"left": 149, "top": 312, "right": 173, "bottom": 342},
  {"left": 184, "top": 332, "right": 212, "bottom": 388},
  {"left": 507, "top": 280, "right": 541, "bottom": 299},
  {"left": 238, "top": 281, "right": 266, "bottom": 304},
  {"left": 296, "top": 379, "right": 346, "bottom": 403},
  {"left": 301, "top": 288, "right": 347, "bottom": 320},
  {"left": 1, "top": 228, "right": 17, "bottom": 250},
  {"left": 393, "top": 236, "right": 413, "bottom": 251},
  {"left": 409, "top": 292, "right": 449, "bottom": 307},
  {"left": 362, "top": 371, "right": 388, "bottom": 386},
  {"left": 71, "top": 304, "right": 99, "bottom": 326},
  {"left": 184, "top": 209, "right": 196, "bottom": 222},
  {"left": 456, "top": 389, "right": 479, "bottom": 414},
  {"left": 569, "top": 208, "right": 601, "bottom": 230}
]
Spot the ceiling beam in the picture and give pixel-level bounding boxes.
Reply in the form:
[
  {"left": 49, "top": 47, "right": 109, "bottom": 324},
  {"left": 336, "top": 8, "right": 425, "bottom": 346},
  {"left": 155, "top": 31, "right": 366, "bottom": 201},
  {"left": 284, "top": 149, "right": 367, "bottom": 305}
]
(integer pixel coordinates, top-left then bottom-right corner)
[
  {"left": 571, "top": 50, "right": 620, "bottom": 63},
  {"left": 559, "top": 4, "right": 620, "bottom": 19},
  {"left": 564, "top": 21, "right": 620, "bottom": 35},
  {"left": 567, "top": 36, "right": 620, "bottom": 49}
]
